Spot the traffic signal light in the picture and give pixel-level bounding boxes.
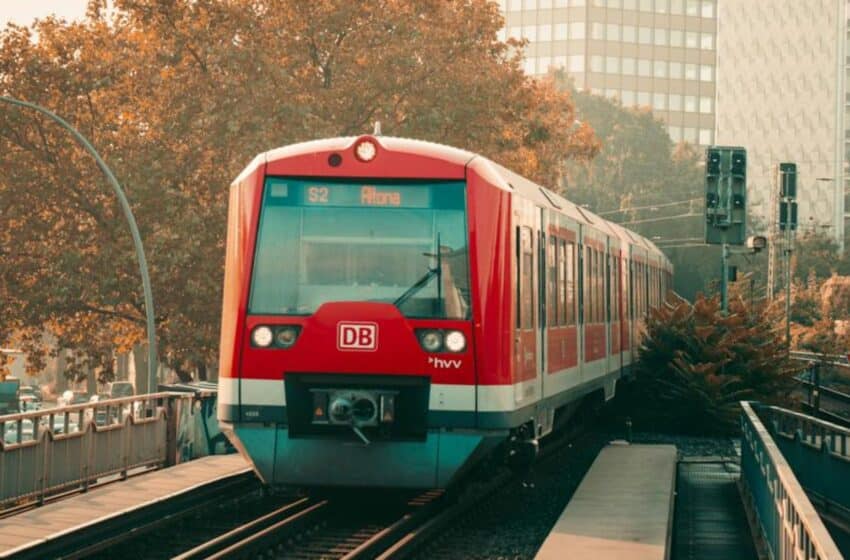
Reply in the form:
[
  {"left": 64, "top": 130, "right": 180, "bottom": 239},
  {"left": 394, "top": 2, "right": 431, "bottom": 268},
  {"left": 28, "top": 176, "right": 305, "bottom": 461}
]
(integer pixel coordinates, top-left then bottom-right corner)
[
  {"left": 705, "top": 146, "right": 747, "bottom": 245},
  {"left": 779, "top": 200, "right": 798, "bottom": 231},
  {"left": 779, "top": 163, "right": 797, "bottom": 198}
]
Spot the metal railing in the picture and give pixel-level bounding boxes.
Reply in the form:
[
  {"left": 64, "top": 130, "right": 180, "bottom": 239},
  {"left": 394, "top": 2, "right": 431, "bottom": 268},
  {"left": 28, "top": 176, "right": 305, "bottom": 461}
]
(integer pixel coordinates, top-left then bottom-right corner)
[
  {"left": 0, "top": 391, "right": 220, "bottom": 509},
  {"left": 739, "top": 402, "right": 843, "bottom": 560}
]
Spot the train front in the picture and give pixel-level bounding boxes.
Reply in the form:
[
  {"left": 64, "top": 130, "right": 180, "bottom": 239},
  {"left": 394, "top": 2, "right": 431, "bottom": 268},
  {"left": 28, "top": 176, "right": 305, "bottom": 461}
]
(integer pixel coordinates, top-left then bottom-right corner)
[{"left": 218, "top": 136, "right": 495, "bottom": 488}]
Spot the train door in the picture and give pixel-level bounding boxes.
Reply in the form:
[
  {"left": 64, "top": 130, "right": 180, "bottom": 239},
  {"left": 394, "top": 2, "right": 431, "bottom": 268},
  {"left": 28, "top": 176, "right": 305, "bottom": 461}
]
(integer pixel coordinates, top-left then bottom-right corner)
[{"left": 513, "top": 200, "right": 542, "bottom": 407}]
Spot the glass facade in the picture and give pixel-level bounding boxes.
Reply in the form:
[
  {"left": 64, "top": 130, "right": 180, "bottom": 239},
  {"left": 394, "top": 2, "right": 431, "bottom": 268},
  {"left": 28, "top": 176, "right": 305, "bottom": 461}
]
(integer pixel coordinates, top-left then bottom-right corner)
[{"left": 498, "top": 0, "right": 717, "bottom": 146}]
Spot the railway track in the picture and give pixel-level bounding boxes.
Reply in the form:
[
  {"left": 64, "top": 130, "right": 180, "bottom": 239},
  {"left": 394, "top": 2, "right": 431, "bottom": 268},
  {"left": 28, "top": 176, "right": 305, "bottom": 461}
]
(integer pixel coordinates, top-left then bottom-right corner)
[{"left": 170, "top": 411, "right": 594, "bottom": 560}]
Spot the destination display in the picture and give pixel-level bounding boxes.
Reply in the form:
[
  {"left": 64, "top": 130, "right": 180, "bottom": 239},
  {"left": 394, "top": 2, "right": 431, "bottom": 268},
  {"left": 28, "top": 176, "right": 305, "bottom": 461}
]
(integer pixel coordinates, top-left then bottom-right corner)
[{"left": 266, "top": 179, "right": 444, "bottom": 209}]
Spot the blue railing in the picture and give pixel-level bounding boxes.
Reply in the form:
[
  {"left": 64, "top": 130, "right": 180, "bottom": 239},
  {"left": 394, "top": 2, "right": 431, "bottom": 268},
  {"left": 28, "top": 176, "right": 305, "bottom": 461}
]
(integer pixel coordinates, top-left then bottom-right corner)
[{"left": 740, "top": 402, "right": 843, "bottom": 560}]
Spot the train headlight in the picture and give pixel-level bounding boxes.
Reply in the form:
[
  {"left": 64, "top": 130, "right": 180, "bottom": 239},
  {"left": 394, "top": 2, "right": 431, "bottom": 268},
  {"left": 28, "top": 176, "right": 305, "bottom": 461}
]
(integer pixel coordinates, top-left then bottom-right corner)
[
  {"left": 354, "top": 139, "right": 377, "bottom": 162},
  {"left": 444, "top": 331, "right": 466, "bottom": 352},
  {"left": 251, "top": 326, "right": 273, "bottom": 347},
  {"left": 275, "top": 326, "right": 299, "bottom": 348},
  {"left": 419, "top": 330, "right": 443, "bottom": 353}
]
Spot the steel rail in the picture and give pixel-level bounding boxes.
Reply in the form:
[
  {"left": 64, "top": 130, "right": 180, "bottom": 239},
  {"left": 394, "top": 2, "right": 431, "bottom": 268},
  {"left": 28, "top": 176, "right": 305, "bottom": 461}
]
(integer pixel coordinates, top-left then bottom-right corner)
[
  {"left": 173, "top": 497, "right": 317, "bottom": 559},
  {"left": 201, "top": 500, "right": 330, "bottom": 560}
]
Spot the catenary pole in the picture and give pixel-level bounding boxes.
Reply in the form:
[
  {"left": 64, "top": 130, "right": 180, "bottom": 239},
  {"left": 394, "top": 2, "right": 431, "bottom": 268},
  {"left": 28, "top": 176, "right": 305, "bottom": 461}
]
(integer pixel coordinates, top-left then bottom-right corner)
[{"left": 0, "top": 96, "right": 158, "bottom": 392}]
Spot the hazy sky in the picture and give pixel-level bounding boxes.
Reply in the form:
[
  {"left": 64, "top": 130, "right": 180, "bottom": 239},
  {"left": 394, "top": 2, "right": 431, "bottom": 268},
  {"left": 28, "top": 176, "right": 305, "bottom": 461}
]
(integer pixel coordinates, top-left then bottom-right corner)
[{"left": 0, "top": 1, "right": 90, "bottom": 28}]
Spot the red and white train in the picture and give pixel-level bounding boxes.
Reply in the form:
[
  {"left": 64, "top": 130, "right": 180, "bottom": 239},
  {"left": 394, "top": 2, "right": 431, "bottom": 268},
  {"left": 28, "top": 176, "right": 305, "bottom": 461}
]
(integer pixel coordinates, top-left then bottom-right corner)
[{"left": 217, "top": 135, "right": 671, "bottom": 488}]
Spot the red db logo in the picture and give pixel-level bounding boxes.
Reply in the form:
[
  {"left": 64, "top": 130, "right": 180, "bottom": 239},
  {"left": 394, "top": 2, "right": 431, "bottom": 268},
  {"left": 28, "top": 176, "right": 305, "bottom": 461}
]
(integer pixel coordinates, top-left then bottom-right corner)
[{"left": 337, "top": 322, "right": 378, "bottom": 351}]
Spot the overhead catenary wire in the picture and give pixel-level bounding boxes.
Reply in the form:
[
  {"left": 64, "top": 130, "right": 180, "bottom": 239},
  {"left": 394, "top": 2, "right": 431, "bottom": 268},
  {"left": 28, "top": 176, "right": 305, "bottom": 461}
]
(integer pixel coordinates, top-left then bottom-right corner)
[{"left": 596, "top": 197, "right": 702, "bottom": 216}]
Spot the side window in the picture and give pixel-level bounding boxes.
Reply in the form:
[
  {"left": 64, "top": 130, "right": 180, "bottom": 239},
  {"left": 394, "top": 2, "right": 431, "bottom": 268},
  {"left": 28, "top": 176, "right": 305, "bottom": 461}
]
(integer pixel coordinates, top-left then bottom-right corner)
[
  {"left": 557, "top": 239, "right": 566, "bottom": 326},
  {"left": 515, "top": 227, "right": 521, "bottom": 329},
  {"left": 548, "top": 236, "right": 558, "bottom": 327},
  {"left": 584, "top": 246, "right": 592, "bottom": 324},
  {"left": 565, "top": 241, "right": 575, "bottom": 325},
  {"left": 520, "top": 227, "right": 534, "bottom": 329},
  {"left": 611, "top": 257, "right": 619, "bottom": 322}
]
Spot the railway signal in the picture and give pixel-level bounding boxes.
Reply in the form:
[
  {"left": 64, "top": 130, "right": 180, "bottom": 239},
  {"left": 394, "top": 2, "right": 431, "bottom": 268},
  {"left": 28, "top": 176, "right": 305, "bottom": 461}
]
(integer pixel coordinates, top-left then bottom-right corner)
[
  {"left": 777, "top": 162, "right": 798, "bottom": 346},
  {"left": 705, "top": 146, "right": 748, "bottom": 313}
]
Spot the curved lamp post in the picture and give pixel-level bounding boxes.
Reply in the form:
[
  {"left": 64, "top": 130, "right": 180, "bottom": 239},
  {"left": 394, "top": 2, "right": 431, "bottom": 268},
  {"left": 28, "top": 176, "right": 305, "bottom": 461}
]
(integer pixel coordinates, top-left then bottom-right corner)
[{"left": 0, "top": 96, "right": 158, "bottom": 393}]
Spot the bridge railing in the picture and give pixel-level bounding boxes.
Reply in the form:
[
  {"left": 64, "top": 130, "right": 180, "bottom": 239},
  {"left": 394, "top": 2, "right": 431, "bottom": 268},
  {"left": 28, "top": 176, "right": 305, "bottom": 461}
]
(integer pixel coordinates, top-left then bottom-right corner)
[
  {"left": 739, "top": 401, "right": 843, "bottom": 560},
  {"left": 0, "top": 390, "right": 221, "bottom": 510}
]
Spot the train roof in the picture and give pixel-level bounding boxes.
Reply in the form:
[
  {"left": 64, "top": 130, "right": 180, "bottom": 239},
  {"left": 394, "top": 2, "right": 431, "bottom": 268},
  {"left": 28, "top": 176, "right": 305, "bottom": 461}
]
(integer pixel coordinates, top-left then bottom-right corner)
[{"left": 241, "top": 135, "right": 671, "bottom": 269}]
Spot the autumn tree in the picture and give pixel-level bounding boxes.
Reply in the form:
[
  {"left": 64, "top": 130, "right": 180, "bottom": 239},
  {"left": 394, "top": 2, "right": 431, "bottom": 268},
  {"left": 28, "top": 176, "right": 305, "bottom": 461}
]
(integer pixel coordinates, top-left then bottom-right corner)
[{"left": 0, "top": 0, "right": 599, "bottom": 382}]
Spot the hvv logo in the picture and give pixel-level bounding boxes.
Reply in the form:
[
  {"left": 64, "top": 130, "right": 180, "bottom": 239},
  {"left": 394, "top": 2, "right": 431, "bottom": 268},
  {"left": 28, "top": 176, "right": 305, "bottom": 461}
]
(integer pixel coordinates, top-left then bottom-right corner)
[
  {"left": 428, "top": 356, "right": 462, "bottom": 369},
  {"left": 337, "top": 322, "right": 378, "bottom": 351}
]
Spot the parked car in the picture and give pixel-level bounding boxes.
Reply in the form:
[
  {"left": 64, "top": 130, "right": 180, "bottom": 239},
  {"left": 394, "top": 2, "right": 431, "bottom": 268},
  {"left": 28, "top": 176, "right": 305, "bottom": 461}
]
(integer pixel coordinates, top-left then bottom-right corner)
[
  {"left": 42, "top": 416, "right": 80, "bottom": 435},
  {"left": 109, "top": 382, "right": 135, "bottom": 398},
  {"left": 3, "top": 419, "right": 35, "bottom": 444},
  {"left": 18, "top": 393, "right": 42, "bottom": 412}
]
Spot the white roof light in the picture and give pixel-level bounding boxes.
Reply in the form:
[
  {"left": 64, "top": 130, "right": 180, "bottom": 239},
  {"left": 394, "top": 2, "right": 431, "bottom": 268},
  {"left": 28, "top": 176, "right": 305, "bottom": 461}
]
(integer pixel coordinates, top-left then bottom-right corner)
[{"left": 355, "top": 139, "right": 377, "bottom": 162}]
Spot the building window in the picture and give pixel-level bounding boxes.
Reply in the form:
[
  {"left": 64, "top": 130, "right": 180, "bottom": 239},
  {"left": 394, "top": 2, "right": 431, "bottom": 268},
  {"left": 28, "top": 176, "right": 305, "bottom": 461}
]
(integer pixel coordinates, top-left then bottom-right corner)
[
  {"left": 539, "top": 0, "right": 553, "bottom": 7},
  {"left": 524, "top": 0, "right": 538, "bottom": 9},
  {"left": 699, "top": 128, "right": 713, "bottom": 145},
  {"left": 523, "top": 25, "right": 537, "bottom": 41},
  {"left": 638, "top": 59, "right": 652, "bottom": 76},
  {"left": 622, "top": 25, "right": 636, "bottom": 42},
  {"left": 653, "top": 92, "right": 667, "bottom": 110},
  {"left": 669, "top": 61, "right": 683, "bottom": 78},
  {"left": 606, "top": 88, "right": 619, "bottom": 99},
  {"left": 670, "top": 0, "right": 684, "bottom": 14},
  {"left": 639, "top": 26, "right": 652, "bottom": 44},
  {"left": 555, "top": 0, "right": 568, "bottom": 6},
  {"left": 700, "top": 64, "right": 713, "bottom": 81},
  {"left": 622, "top": 90, "right": 636, "bottom": 105},
  {"left": 524, "top": 58, "right": 536, "bottom": 74},
  {"left": 554, "top": 55, "right": 567, "bottom": 68},
  {"left": 654, "top": 60, "right": 667, "bottom": 78},
  {"left": 654, "top": 29, "right": 667, "bottom": 46},
  {"left": 684, "top": 127, "right": 697, "bottom": 143},
  {"left": 701, "top": 0, "right": 714, "bottom": 18},
  {"left": 508, "top": 26, "right": 521, "bottom": 39},
  {"left": 640, "top": 0, "right": 652, "bottom": 11},
  {"left": 570, "top": 22, "right": 586, "bottom": 39},
  {"left": 606, "top": 56, "right": 619, "bottom": 73},
  {"left": 591, "top": 55, "right": 604, "bottom": 72},
  {"left": 638, "top": 91, "right": 651, "bottom": 106},
  {"left": 539, "top": 24, "right": 552, "bottom": 41},
  {"left": 684, "top": 95, "right": 697, "bottom": 112},
  {"left": 608, "top": 0, "right": 622, "bottom": 7},
  {"left": 497, "top": 28, "right": 507, "bottom": 42},
  {"left": 685, "top": 31, "right": 698, "bottom": 48},
  {"left": 539, "top": 57, "right": 552, "bottom": 72},
  {"left": 569, "top": 54, "right": 585, "bottom": 72},
  {"left": 685, "top": 63, "right": 697, "bottom": 80},
  {"left": 509, "top": 0, "right": 522, "bottom": 11},
  {"left": 656, "top": 0, "right": 668, "bottom": 13},
  {"left": 699, "top": 96, "right": 712, "bottom": 113},
  {"left": 669, "top": 93, "right": 682, "bottom": 110},
  {"left": 622, "top": 57, "right": 636, "bottom": 75},
  {"left": 592, "top": 23, "right": 605, "bottom": 40},
  {"left": 701, "top": 33, "right": 714, "bottom": 49},
  {"left": 686, "top": 0, "right": 699, "bottom": 15},
  {"left": 624, "top": 0, "right": 637, "bottom": 8},
  {"left": 607, "top": 23, "right": 620, "bottom": 41},
  {"left": 555, "top": 23, "right": 568, "bottom": 40},
  {"left": 670, "top": 30, "right": 683, "bottom": 47}
]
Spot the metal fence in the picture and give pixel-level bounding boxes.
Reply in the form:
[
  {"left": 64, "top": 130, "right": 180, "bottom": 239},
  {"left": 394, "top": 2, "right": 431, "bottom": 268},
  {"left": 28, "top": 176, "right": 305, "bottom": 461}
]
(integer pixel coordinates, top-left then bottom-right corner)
[
  {"left": 0, "top": 391, "right": 220, "bottom": 509},
  {"left": 740, "top": 401, "right": 844, "bottom": 560}
]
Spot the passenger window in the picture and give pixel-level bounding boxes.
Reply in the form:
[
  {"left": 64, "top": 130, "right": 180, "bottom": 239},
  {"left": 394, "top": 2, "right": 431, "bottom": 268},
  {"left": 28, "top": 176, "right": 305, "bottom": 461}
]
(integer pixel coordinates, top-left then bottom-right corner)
[
  {"left": 548, "top": 236, "right": 558, "bottom": 327},
  {"left": 520, "top": 227, "right": 534, "bottom": 329},
  {"left": 565, "top": 241, "right": 575, "bottom": 325}
]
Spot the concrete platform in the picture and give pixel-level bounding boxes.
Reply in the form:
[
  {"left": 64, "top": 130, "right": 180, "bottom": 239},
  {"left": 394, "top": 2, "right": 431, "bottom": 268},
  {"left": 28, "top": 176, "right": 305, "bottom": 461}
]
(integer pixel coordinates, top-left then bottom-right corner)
[
  {"left": 535, "top": 443, "right": 677, "bottom": 560},
  {"left": 0, "top": 454, "right": 250, "bottom": 558}
]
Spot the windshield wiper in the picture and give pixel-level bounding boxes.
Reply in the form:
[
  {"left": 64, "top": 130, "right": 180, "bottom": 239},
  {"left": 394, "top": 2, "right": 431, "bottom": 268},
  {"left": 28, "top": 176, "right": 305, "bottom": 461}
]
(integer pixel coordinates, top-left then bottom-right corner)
[{"left": 393, "top": 233, "right": 442, "bottom": 310}]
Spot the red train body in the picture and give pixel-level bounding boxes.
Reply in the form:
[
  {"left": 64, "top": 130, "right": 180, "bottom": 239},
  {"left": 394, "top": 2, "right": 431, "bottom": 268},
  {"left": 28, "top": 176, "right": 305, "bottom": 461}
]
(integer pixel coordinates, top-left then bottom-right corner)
[{"left": 218, "top": 136, "right": 671, "bottom": 488}]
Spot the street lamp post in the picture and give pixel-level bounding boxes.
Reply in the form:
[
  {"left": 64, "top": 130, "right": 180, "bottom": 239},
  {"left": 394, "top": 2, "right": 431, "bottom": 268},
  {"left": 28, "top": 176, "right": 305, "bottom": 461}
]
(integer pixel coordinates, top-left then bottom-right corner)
[{"left": 0, "top": 96, "right": 158, "bottom": 393}]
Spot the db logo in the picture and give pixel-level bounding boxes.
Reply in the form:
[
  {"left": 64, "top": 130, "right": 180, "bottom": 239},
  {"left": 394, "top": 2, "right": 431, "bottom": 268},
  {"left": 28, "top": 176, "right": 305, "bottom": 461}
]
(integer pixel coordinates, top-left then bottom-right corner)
[{"left": 337, "top": 322, "right": 378, "bottom": 351}]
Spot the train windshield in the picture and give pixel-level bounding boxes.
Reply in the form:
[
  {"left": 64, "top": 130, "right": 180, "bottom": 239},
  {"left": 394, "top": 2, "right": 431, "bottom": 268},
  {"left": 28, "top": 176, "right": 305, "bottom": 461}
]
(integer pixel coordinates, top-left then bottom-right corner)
[{"left": 249, "top": 178, "right": 470, "bottom": 319}]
